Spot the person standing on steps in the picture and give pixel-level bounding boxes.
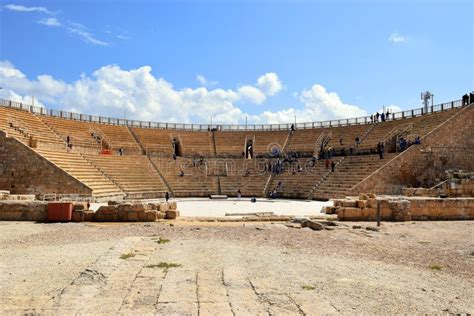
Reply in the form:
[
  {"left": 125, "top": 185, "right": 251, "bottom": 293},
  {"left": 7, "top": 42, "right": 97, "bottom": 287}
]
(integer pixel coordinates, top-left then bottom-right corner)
[
  {"left": 165, "top": 192, "right": 170, "bottom": 202},
  {"left": 331, "top": 160, "right": 336, "bottom": 172}
]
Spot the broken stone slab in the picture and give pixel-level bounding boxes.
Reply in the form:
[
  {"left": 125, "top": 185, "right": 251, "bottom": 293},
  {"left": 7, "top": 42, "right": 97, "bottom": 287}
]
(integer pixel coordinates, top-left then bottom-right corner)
[
  {"left": 292, "top": 217, "right": 310, "bottom": 224},
  {"left": 301, "top": 220, "right": 324, "bottom": 231}
]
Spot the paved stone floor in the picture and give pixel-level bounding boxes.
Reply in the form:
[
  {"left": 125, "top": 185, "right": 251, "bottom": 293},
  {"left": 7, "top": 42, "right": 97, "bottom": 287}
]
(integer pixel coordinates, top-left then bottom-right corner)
[{"left": 1, "top": 221, "right": 473, "bottom": 315}]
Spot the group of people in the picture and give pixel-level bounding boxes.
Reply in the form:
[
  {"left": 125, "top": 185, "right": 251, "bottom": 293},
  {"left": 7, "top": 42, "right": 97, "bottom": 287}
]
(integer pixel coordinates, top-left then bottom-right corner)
[
  {"left": 370, "top": 109, "right": 392, "bottom": 124},
  {"left": 325, "top": 159, "right": 336, "bottom": 172},
  {"left": 398, "top": 136, "right": 420, "bottom": 152}
]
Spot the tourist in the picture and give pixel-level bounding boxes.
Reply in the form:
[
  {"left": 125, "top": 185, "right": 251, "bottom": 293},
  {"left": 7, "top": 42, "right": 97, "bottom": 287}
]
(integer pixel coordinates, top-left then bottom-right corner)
[
  {"left": 386, "top": 109, "right": 390, "bottom": 120},
  {"left": 376, "top": 112, "right": 380, "bottom": 122},
  {"left": 470, "top": 92, "right": 474, "bottom": 105},
  {"left": 290, "top": 124, "right": 295, "bottom": 132},
  {"left": 349, "top": 145, "right": 354, "bottom": 155},
  {"left": 381, "top": 112, "right": 385, "bottom": 122},
  {"left": 355, "top": 136, "right": 361, "bottom": 145},
  {"left": 462, "top": 93, "right": 469, "bottom": 106},
  {"left": 165, "top": 192, "right": 169, "bottom": 202},
  {"left": 331, "top": 160, "right": 335, "bottom": 172},
  {"left": 370, "top": 114, "right": 374, "bottom": 123},
  {"left": 118, "top": 147, "right": 123, "bottom": 156},
  {"left": 237, "top": 189, "right": 241, "bottom": 200},
  {"left": 414, "top": 136, "right": 421, "bottom": 145},
  {"left": 377, "top": 142, "right": 384, "bottom": 159},
  {"left": 339, "top": 136, "right": 343, "bottom": 145},
  {"left": 179, "top": 170, "right": 184, "bottom": 177},
  {"left": 325, "top": 158, "right": 330, "bottom": 170},
  {"left": 173, "top": 153, "right": 177, "bottom": 160}
]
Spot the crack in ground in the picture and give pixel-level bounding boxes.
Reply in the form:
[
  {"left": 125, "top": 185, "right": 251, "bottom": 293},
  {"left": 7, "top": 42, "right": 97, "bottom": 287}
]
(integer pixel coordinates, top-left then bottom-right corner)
[
  {"left": 248, "top": 279, "right": 272, "bottom": 316},
  {"left": 287, "top": 294, "right": 306, "bottom": 316},
  {"left": 221, "top": 269, "right": 236, "bottom": 316}
]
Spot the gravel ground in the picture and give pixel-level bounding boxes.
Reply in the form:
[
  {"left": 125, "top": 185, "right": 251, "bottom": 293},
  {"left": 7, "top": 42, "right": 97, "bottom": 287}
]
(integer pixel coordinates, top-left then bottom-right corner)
[{"left": 0, "top": 220, "right": 473, "bottom": 315}]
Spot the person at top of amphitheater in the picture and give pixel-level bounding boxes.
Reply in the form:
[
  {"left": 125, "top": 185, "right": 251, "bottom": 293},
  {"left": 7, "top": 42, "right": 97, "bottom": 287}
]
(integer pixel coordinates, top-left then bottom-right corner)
[{"left": 462, "top": 93, "right": 469, "bottom": 106}]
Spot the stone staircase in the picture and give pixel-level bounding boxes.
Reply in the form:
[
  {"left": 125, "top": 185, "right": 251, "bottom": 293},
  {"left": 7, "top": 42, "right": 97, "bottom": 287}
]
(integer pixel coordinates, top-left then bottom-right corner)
[
  {"left": 313, "top": 153, "right": 397, "bottom": 199},
  {"left": 35, "top": 148, "right": 124, "bottom": 200},
  {"left": 84, "top": 154, "right": 169, "bottom": 199}
]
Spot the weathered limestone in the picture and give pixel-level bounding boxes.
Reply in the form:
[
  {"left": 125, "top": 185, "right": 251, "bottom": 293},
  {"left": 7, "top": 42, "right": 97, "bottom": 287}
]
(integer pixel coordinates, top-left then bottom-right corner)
[
  {"left": 351, "top": 105, "right": 473, "bottom": 195},
  {"left": 331, "top": 194, "right": 474, "bottom": 221},
  {"left": 0, "top": 131, "right": 92, "bottom": 196},
  {"left": 0, "top": 200, "right": 48, "bottom": 221},
  {"left": 95, "top": 202, "right": 179, "bottom": 222}
]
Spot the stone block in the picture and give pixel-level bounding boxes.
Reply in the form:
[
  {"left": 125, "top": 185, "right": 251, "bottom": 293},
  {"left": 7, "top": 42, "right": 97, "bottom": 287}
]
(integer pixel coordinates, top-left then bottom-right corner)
[
  {"left": 156, "top": 212, "right": 165, "bottom": 220},
  {"left": 168, "top": 202, "right": 178, "bottom": 210},
  {"left": 107, "top": 200, "right": 119, "bottom": 206},
  {"left": 165, "top": 209, "right": 179, "bottom": 219},
  {"left": 145, "top": 210, "right": 158, "bottom": 222},
  {"left": 97, "top": 205, "right": 117, "bottom": 213},
  {"left": 0, "top": 201, "right": 48, "bottom": 221},
  {"left": 358, "top": 193, "right": 368, "bottom": 200},
  {"left": 367, "top": 193, "right": 377, "bottom": 198},
  {"left": 131, "top": 203, "right": 148, "bottom": 212},
  {"left": 341, "top": 200, "right": 357, "bottom": 208},
  {"left": 356, "top": 200, "right": 367, "bottom": 209},
  {"left": 158, "top": 203, "right": 169, "bottom": 212},
  {"left": 126, "top": 211, "right": 139, "bottom": 221},
  {"left": 323, "top": 206, "right": 338, "bottom": 214},
  {"left": 147, "top": 203, "right": 158, "bottom": 210},
  {"left": 95, "top": 205, "right": 118, "bottom": 222},
  {"left": 72, "top": 202, "right": 88, "bottom": 211},
  {"left": 72, "top": 210, "right": 84, "bottom": 222},
  {"left": 366, "top": 198, "right": 377, "bottom": 208},
  {"left": 117, "top": 203, "right": 132, "bottom": 212},
  {"left": 337, "top": 207, "right": 362, "bottom": 221},
  {"left": 83, "top": 211, "right": 95, "bottom": 221}
]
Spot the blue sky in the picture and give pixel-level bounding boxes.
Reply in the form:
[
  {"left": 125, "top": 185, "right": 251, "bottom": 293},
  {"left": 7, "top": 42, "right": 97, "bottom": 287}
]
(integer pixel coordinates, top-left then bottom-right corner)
[{"left": 0, "top": 0, "right": 473, "bottom": 124}]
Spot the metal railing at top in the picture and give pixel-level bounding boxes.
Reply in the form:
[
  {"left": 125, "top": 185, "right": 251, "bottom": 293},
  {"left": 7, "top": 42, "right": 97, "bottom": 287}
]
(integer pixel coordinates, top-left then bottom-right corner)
[{"left": 0, "top": 98, "right": 465, "bottom": 132}]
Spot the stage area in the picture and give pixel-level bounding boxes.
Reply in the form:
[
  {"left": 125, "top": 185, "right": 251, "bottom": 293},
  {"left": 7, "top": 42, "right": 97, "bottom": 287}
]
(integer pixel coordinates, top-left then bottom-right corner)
[{"left": 92, "top": 198, "right": 333, "bottom": 218}]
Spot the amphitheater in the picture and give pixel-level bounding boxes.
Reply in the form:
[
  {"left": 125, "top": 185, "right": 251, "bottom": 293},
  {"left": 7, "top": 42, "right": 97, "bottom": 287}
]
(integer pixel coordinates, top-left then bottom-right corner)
[
  {"left": 1, "top": 98, "right": 473, "bottom": 314},
  {"left": 1, "top": 98, "right": 472, "bottom": 201}
]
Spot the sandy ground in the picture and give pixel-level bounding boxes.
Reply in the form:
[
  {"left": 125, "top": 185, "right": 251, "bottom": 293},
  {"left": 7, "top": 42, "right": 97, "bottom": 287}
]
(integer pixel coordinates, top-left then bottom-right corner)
[{"left": 0, "top": 220, "right": 473, "bottom": 315}]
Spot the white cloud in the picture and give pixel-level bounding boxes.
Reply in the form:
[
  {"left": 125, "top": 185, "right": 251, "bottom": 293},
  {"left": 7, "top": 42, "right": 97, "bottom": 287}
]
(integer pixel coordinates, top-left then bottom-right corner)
[
  {"left": 196, "top": 74, "right": 218, "bottom": 87},
  {"left": 4, "top": 4, "right": 52, "bottom": 14},
  {"left": 260, "top": 85, "right": 367, "bottom": 124},
  {"left": 116, "top": 35, "right": 131, "bottom": 40},
  {"left": 257, "top": 72, "right": 283, "bottom": 96},
  {"left": 238, "top": 85, "right": 266, "bottom": 104},
  {"left": 0, "top": 61, "right": 368, "bottom": 125},
  {"left": 66, "top": 24, "right": 110, "bottom": 46},
  {"left": 389, "top": 32, "right": 408, "bottom": 43},
  {"left": 38, "top": 17, "right": 61, "bottom": 27}
]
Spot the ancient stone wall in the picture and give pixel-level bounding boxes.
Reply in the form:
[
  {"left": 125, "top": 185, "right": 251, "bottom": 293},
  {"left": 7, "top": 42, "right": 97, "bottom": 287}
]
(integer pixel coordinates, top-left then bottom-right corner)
[
  {"left": 331, "top": 195, "right": 474, "bottom": 221},
  {"left": 0, "top": 132, "right": 92, "bottom": 196},
  {"left": 350, "top": 105, "right": 474, "bottom": 195}
]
